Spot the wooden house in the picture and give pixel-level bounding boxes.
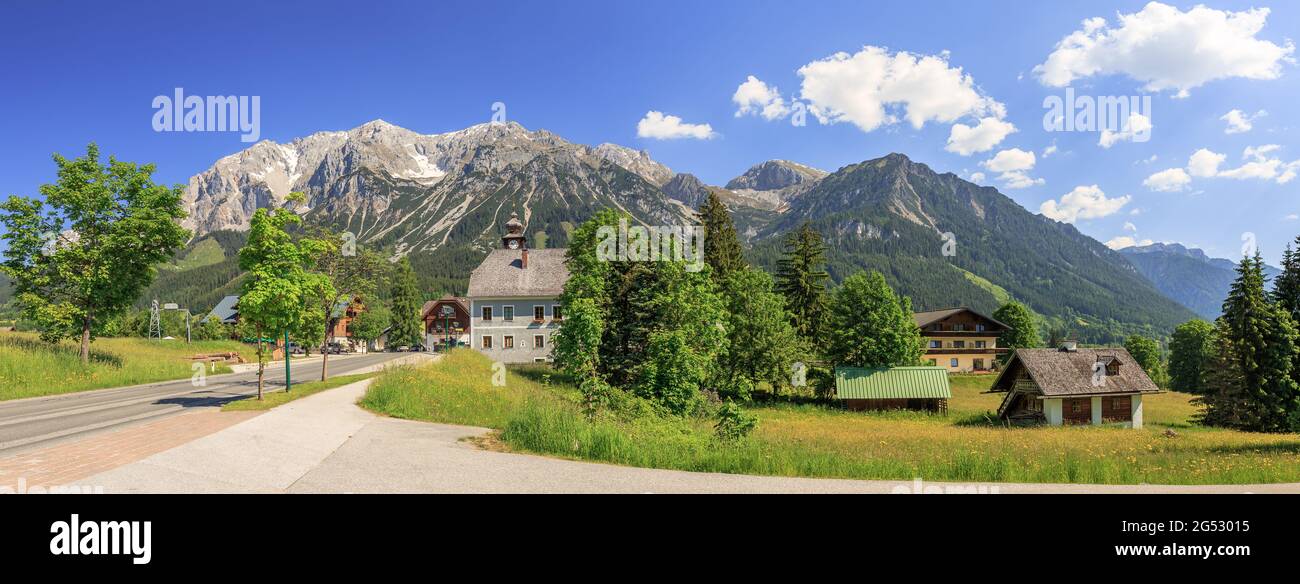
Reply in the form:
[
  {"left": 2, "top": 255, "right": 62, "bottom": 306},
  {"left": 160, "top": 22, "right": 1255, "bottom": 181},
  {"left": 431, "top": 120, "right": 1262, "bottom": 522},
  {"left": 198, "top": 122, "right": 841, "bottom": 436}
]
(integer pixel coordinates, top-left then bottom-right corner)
[
  {"left": 913, "top": 307, "right": 1009, "bottom": 373},
  {"left": 990, "top": 344, "right": 1160, "bottom": 428}
]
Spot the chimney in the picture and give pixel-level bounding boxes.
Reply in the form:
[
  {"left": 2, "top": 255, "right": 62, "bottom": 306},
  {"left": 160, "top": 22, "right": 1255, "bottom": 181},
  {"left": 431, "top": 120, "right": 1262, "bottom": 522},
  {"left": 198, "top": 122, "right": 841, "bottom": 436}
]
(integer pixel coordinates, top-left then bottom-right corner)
[
  {"left": 521, "top": 248, "right": 528, "bottom": 269},
  {"left": 1059, "top": 340, "right": 1078, "bottom": 352}
]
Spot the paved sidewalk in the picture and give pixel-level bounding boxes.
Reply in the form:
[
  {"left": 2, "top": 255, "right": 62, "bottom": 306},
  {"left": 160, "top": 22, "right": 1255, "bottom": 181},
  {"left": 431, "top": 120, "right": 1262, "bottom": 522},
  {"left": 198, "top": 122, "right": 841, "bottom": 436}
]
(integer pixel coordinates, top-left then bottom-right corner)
[
  {"left": 82, "top": 378, "right": 1300, "bottom": 494},
  {"left": 1, "top": 409, "right": 259, "bottom": 492}
]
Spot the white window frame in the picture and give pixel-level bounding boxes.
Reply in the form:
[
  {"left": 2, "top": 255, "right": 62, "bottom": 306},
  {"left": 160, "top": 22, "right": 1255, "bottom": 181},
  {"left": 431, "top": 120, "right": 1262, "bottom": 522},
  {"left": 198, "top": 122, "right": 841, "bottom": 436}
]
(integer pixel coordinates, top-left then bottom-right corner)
[
  {"left": 503, "top": 305, "right": 514, "bottom": 322},
  {"left": 533, "top": 305, "right": 546, "bottom": 322}
]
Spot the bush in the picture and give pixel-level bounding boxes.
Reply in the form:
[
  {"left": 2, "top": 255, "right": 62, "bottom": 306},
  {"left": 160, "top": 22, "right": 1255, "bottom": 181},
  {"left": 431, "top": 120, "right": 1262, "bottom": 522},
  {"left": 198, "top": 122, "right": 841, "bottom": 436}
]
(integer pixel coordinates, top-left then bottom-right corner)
[{"left": 714, "top": 401, "right": 758, "bottom": 442}]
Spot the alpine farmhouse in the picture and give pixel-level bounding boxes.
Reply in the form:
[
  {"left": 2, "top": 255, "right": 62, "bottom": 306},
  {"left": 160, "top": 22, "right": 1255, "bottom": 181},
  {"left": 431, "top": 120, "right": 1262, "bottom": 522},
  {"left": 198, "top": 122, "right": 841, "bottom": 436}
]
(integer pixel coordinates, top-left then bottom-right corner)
[
  {"left": 466, "top": 212, "right": 568, "bottom": 363},
  {"left": 991, "top": 343, "right": 1160, "bottom": 429},
  {"left": 914, "top": 307, "right": 1009, "bottom": 373}
]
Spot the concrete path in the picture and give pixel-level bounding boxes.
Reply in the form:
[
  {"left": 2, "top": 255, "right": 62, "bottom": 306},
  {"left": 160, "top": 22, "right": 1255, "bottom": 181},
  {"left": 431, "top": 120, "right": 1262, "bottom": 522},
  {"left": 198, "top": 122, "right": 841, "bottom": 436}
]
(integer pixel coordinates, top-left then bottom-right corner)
[{"left": 82, "top": 377, "right": 1300, "bottom": 494}]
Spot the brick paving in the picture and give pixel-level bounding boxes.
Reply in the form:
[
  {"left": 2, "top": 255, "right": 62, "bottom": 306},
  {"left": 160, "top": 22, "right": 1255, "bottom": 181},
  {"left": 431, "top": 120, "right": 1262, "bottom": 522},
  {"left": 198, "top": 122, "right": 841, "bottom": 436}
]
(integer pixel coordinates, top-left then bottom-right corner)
[{"left": 0, "top": 409, "right": 260, "bottom": 492}]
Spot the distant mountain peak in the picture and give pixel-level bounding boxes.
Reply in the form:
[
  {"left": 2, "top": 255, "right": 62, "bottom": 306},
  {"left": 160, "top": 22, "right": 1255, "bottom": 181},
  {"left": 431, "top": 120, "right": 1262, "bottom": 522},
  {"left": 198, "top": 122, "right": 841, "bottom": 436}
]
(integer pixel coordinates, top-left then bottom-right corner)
[{"left": 725, "top": 159, "right": 826, "bottom": 191}]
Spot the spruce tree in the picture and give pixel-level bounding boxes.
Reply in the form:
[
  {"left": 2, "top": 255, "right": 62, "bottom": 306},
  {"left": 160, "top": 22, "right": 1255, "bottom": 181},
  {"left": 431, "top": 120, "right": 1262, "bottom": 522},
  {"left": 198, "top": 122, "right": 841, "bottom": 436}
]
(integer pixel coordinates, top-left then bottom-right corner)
[
  {"left": 1217, "top": 252, "right": 1300, "bottom": 431},
  {"left": 697, "top": 193, "right": 746, "bottom": 284},
  {"left": 389, "top": 256, "right": 423, "bottom": 348},
  {"left": 775, "top": 222, "right": 829, "bottom": 347},
  {"left": 1273, "top": 239, "right": 1300, "bottom": 320}
]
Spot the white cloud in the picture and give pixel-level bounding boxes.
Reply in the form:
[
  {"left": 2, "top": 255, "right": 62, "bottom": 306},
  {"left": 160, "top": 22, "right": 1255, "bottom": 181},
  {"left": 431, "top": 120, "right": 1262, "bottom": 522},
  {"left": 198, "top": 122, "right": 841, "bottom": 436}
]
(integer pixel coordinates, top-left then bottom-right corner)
[
  {"left": 1188, "top": 148, "right": 1226, "bottom": 178},
  {"left": 732, "top": 76, "right": 789, "bottom": 120},
  {"left": 1221, "top": 109, "right": 1266, "bottom": 134},
  {"left": 1143, "top": 167, "right": 1192, "bottom": 192},
  {"left": 797, "top": 45, "right": 1008, "bottom": 132},
  {"left": 1177, "top": 144, "right": 1300, "bottom": 185},
  {"left": 1040, "top": 185, "right": 1130, "bottom": 223},
  {"left": 1123, "top": 221, "right": 1138, "bottom": 232},
  {"left": 1098, "top": 113, "right": 1152, "bottom": 148},
  {"left": 1034, "top": 2, "right": 1295, "bottom": 96},
  {"left": 946, "top": 117, "right": 1017, "bottom": 156},
  {"left": 1042, "top": 143, "right": 1058, "bottom": 158},
  {"left": 1285, "top": 214, "right": 1299, "bottom": 221},
  {"left": 636, "top": 111, "right": 715, "bottom": 140},
  {"left": 981, "top": 148, "right": 1036, "bottom": 173},
  {"left": 980, "top": 148, "right": 1043, "bottom": 189},
  {"left": 1105, "top": 235, "right": 1154, "bottom": 250},
  {"left": 969, "top": 171, "right": 986, "bottom": 183}
]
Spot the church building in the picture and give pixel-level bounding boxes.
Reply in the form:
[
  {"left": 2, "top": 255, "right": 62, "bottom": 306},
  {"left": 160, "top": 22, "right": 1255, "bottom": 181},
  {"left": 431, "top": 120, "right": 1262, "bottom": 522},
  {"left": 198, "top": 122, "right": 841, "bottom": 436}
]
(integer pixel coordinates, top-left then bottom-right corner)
[{"left": 465, "top": 212, "right": 569, "bottom": 363}]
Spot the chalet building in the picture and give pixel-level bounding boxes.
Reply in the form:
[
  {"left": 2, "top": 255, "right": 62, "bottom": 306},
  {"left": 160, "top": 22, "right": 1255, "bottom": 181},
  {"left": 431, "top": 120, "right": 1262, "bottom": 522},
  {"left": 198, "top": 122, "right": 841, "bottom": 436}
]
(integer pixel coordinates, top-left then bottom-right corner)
[
  {"left": 466, "top": 212, "right": 568, "bottom": 364},
  {"left": 914, "top": 307, "right": 1009, "bottom": 373},
  {"left": 834, "top": 366, "right": 952, "bottom": 414},
  {"left": 421, "top": 295, "right": 471, "bottom": 350},
  {"left": 990, "top": 343, "right": 1160, "bottom": 429},
  {"left": 329, "top": 297, "right": 366, "bottom": 351},
  {"left": 207, "top": 295, "right": 240, "bottom": 325}
]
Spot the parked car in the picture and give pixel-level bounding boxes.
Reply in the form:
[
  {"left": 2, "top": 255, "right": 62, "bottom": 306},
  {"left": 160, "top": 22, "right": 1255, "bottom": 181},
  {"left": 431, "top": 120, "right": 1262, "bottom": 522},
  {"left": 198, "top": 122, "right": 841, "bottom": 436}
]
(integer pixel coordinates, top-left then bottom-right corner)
[{"left": 286, "top": 342, "right": 306, "bottom": 355}]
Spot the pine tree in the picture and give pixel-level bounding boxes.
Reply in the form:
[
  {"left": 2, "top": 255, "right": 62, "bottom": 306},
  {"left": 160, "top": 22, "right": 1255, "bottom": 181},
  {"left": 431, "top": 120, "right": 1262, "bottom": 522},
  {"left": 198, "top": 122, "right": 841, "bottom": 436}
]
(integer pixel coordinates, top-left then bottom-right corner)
[
  {"left": 775, "top": 222, "right": 829, "bottom": 347},
  {"left": 698, "top": 193, "right": 746, "bottom": 284},
  {"left": 1273, "top": 239, "right": 1300, "bottom": 320},
  {"left": 1215, "top": 252, "right": 1300, "bottom": 431},
  {"left": 388, "top": 256, "right": 423, "bottom": 348},
  {"left": 1196, "top": 319, "right": 1252, "bottom": 428}
]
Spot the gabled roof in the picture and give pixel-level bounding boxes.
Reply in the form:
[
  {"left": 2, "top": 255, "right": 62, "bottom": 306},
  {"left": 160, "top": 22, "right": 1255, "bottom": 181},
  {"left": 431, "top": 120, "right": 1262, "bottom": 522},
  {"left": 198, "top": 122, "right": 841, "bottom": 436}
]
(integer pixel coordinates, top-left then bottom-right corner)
[
  {"left": 834, "top": 367, "right": 952, "bottom": 400},
  {"left": 207, "top": 295, "right": 239, "bottom": 324},
  {"left": 467, "top": 249, "right": 569, "bottom": 298},
  {"left": 913, "top": 306, "right": 1009, "bottom": 329},
  {"left": 421, "top": 296, "right": 469, "bottom": 319},
  {"left": 991, "top": 348, "right": 1160, "bottom": 397}
]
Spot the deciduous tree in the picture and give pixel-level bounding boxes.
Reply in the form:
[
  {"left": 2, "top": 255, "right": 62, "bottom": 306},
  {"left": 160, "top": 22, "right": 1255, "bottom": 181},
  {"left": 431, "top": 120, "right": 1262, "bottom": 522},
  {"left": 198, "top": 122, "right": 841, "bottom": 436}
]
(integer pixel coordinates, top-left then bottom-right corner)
[
  {"left": 825, "top": 271, "right": 924, "bottom": 369},
  {"left": 0, "top": 144, "right": 187, "bottom": 364}
]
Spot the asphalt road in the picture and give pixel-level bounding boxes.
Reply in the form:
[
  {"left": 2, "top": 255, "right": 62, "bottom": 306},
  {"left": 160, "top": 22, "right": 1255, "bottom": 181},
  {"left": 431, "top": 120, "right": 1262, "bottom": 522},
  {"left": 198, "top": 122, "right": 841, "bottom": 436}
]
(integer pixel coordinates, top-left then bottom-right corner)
[{"left": 0, "top": 352, "right": 406, "bottom": 457}]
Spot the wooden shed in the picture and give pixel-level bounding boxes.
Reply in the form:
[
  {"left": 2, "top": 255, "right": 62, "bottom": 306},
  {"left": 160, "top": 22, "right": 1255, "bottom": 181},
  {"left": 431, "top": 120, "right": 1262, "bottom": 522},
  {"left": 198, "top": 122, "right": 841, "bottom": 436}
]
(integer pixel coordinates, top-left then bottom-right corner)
[{"left": 834, "top": 367, "right": 951, "bottom": 414}]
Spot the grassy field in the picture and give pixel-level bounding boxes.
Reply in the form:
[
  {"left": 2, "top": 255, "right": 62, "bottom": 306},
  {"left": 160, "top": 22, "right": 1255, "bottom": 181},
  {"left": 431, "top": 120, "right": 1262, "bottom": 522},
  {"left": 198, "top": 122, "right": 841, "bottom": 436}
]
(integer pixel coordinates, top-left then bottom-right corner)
[
  {"left": 360, "top": 349, "right": 1300, "bottom": 485},
  {"left": 0, "top": 331, "right": 253, "bottom": 401},
  {"left": 222, "top": 373, "right": 375, "bottom": 411}
]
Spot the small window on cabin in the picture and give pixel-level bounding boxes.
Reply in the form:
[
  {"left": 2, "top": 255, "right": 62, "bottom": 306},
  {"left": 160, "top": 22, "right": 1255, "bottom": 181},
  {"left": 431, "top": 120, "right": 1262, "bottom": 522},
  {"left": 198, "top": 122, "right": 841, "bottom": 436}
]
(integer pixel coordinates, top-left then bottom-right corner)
[
  {"left": 482, "top": 306, "right": 492, "bottom": 321},
  {"left": 503, "top": 306, "right": 514, "bottom": 321},
  {"left": 976, "top": 324, "right": 985, "bottom": 332},
  {"left": 929, "top": 324, "right": 942, "bottom": 331},
  {"left": 534, "top": 306, "right": 545, "bottom": 321},
  {"left": 534, "top": 334, "right": 545, "bottom": 349},
  {"left": 953, "top": 324, "right": 965, "bottom": 331},
  {"left": 953, "top": 341, "right": 966, "bottom": 349},
  {"left": 1071, "top": 401, "right": 1082, "bottom": 413},
  {"left": 949, "top": 358, "right": 958, "bottom": 367},
  {"left": 975, "top": 340, "right": 986, "bottom": 348}
]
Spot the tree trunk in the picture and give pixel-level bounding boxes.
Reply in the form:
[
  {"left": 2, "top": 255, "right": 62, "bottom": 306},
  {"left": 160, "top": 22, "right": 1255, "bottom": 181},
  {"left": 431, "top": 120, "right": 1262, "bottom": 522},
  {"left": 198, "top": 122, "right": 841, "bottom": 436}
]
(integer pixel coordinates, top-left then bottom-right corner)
[
  {"left": 322, "top": 316, "right": 331, "bottom": 382},
  {"left": 256, "top": 339, "right": 265, "bottom": 400},
  {"left": 80, "top": 314, "right": 92, "bottom": 366}
]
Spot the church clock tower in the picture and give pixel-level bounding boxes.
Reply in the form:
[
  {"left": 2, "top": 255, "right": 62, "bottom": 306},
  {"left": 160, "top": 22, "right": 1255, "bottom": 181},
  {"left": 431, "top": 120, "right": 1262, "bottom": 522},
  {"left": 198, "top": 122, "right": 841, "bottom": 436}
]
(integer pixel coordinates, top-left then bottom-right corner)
[{"left": 502, "top": 211, "right": 527, "bottom": 250}]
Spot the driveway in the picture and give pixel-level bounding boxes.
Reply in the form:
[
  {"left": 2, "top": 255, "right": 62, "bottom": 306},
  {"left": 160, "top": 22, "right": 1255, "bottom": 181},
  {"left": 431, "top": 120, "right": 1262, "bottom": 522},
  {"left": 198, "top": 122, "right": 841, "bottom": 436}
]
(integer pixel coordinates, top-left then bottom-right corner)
[{"left": 81, "top": 377, "right": 1300, "bottom": 494}]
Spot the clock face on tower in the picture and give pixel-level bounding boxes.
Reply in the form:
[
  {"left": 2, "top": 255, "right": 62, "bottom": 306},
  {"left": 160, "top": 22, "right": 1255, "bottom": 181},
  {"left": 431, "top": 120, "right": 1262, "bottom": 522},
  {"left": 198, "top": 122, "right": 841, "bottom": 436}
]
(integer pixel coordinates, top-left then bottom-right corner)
[{"left": 507, "top": 239, "right": 520, "bottom": 249}]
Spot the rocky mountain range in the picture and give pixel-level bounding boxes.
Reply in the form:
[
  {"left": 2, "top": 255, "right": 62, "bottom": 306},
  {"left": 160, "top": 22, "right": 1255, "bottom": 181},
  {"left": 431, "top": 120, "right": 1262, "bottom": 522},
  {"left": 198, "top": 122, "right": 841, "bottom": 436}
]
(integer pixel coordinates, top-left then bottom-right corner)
[
  {"left": 172, "top": 119, "right": 1201, "bottom": 342},
  {"left": 1119, "top": 242, "right": 1281, "bottom": 320}
]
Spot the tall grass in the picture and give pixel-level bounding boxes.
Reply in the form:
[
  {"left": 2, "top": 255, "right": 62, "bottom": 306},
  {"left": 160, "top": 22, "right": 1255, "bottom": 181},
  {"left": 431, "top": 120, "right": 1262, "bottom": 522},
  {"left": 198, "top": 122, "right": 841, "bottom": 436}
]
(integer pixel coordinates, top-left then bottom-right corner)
[
  {"left": 0, "top": 331, "right": 252, "bottom": 401},
  {"left": 361, "top": 349, "right": 1300, "bottom": 485}
]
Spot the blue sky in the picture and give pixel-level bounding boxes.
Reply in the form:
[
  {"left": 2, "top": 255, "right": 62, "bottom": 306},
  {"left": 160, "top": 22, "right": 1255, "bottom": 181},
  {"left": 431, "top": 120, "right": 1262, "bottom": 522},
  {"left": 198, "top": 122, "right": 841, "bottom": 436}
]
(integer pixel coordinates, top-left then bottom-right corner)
[{"left": 1, "top": 0, "right": 1297, "bottom": 263}]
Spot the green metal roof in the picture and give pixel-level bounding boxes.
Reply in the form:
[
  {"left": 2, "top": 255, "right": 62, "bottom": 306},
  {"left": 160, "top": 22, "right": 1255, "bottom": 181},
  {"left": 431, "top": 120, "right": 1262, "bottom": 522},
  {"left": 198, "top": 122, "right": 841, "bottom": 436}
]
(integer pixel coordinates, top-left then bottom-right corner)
[{"left": 834, "top": 367, "right": 951, "bottom": 400}]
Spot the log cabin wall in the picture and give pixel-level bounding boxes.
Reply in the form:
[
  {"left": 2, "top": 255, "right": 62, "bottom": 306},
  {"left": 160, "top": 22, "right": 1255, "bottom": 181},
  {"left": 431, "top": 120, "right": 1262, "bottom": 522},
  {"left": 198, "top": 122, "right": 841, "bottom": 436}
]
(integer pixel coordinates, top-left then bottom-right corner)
[
  {"left": 1063, "top": 397, "right": 1092, "bottom": 425},
  {"left": 1101, "top": 395, "right": 1133, "bottom": 423}
]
